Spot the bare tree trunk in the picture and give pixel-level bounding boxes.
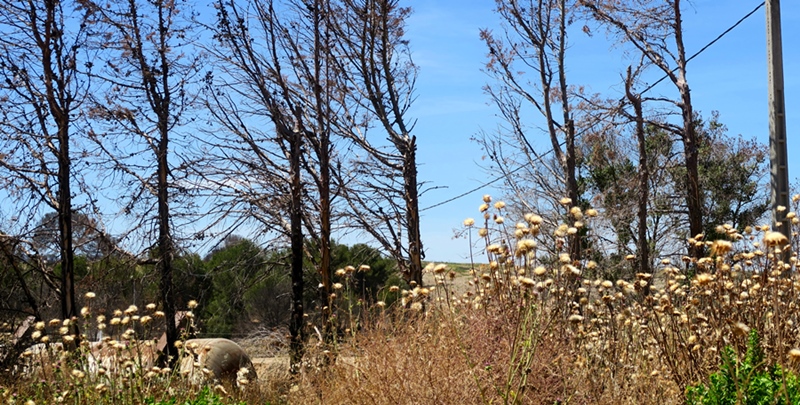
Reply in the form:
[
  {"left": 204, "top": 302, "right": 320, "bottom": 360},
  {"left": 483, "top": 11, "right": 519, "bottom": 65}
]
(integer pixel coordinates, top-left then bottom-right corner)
[
  {"left": 481, "top": 0, "right": 585, "bottom": 262},
  {"left": 151, "top": 0, "right": 179, "bottom": 367},
  {"left": 682, "top": 103, "right": 702, "bottom": 258},
  {"left": 328, "top": 0, "right": 423, "bottom": 286},
  {"left": 54, "top": 83, "right": 77, "bottom": 327},
  {"left": 157, "top": 123, "right": 177, "bottom": 366},
  {"left": 626, "top": 67, "right": 650, "bottom": 279},
  {"left": 557, "top": 0, "right": 581, "bottom": 262},
  {"left": 288, "top": 121, "right": 305, "bottom": 372},
  {"left": 0, "top": 0, "right": 88, "bottom": 335},
  {"left": 582, "top": 0, "right": 703, "bottom": 258},
  {"left": 38, "top": 0, "right": 79, "bottom": 326},
  {"left": 82, "top": 0, "right": 197, "bottom": 367},
  {"left": 565, "top": 120, "right": 580, "bottom": 261},
  {"left": 402, "top": 136, "right": 423, "bottom": 286},
  {"left": 673, "top": 0, "right": 702, "bottom": 258}
]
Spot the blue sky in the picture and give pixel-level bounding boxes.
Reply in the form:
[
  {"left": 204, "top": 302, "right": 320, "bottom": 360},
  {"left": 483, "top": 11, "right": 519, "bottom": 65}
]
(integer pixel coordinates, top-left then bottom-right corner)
[{"left": 404, "top": 1, "right": 799, "bottom": 263}]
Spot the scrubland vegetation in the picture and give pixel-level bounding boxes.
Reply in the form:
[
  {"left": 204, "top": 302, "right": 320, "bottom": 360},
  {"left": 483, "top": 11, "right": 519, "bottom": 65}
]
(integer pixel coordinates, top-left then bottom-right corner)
[
  {"left": 0, "top": 0, "right": 791, "bottom": 403},
  {"left": 4, "top": 194, "right": 800, "bottom": 405}
]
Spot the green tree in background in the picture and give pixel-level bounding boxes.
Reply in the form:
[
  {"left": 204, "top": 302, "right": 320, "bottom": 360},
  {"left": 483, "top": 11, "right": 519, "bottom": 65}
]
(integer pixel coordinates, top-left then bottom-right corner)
[
  {"left": 196, "top": 237, "right": 396, "bottom": 338},
  {"left": 697, "top": 115, "right": 769, "bottom": 239},
  {"left": 330, "top": 243, "right": 395, "bottom": 304},
  {"left": 203, "top": 237, "right": 269, "bottom": 336},
  {"left": 585, "top": 112, "right": 767, "bottom": 277}
]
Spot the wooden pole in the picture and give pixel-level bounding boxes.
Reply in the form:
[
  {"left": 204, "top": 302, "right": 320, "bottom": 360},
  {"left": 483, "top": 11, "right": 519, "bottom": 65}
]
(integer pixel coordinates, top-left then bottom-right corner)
[{"left": 766, "top": 0, "right": 792, "bottom": 262}]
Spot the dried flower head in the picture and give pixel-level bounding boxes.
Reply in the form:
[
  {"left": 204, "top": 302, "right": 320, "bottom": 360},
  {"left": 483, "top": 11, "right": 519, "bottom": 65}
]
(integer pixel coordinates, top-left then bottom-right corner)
[
  {"left": 564, "top": 265, "right": 581, "bottom": 276},
  {"left": 494, "top": 201, "right": 506, "bottom": 209},
  {"left": 733, "top": 322, "right": 751, "bottom": 336},
  {"left": 710, "top": 240, "right": 733, "bottom": 256},
  {"left": 789, "top": 349, "right": 800, "bottom": 362},
  {"left": 516, "top": 239, "right": 536, "bottom": 254},
  {"left": 695, "top": 273, "right": 714, "bottom": 286},
  {"left": 764, "top": 231, "right": 789, "bottom": 247},
  {"left": 524, "top": 213, "right": 543, "bottom": 225}
]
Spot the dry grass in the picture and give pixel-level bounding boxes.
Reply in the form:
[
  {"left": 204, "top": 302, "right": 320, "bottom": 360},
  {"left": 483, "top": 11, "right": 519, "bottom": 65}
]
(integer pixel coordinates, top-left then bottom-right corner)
[
  {"left": 281, "top": 197, "right": 800, "bottom": 404},
  {"left": 7, "top": 197, "right": 800, "bottom": 404}
]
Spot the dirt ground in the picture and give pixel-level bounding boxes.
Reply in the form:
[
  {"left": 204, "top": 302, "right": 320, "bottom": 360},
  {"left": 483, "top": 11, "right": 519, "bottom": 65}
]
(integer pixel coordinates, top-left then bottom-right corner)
[{"left": 251, "top": 356, "right": 291, "bottom": 380}]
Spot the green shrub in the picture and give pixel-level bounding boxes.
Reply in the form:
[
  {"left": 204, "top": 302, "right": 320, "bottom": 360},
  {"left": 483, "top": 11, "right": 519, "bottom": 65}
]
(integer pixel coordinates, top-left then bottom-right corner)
[
  {"left": 144, "top": 386, "right": 247, "bottom": 405},
  {"left": 686, "top": 330, "right": 800, "bottom": 404}
]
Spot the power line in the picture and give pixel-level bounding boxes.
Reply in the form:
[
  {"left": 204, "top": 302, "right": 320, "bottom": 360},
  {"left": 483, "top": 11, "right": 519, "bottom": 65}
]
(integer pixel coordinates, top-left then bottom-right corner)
[
  {"left": 420, "top": 2, "right": 766, "bottom": 213},
  {"left": 640, "top": 1, "right": 765, "bottom": 94},
  {"left": 420, "top": 165, "right": 528, "bottom": 212}
]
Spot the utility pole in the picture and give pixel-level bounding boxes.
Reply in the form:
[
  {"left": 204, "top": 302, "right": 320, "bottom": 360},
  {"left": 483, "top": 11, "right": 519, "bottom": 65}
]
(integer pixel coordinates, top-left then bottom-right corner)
[{"left": 766, "top": 0, "right": 791, "bottom": 262}]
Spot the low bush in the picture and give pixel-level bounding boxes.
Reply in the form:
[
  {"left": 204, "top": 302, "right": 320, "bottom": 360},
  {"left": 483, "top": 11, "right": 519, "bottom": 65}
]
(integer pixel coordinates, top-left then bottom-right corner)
[{"left": 686, "top": 329, "right": 800, "bottom": 405}]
